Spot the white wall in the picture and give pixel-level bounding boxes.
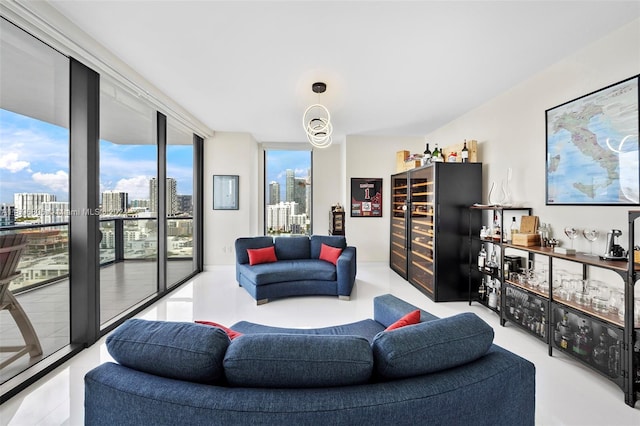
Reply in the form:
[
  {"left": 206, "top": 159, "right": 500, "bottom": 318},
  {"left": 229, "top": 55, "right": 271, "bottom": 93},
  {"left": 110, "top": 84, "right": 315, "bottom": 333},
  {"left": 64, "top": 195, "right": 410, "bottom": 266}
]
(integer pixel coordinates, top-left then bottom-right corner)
[
  {"left": 203, "top": 18, "right": 639, "bottom": 266},
  {"left": 344, "top": 135, "right": 424, "bottom": 261},
  {"left": 420, "top": 18, "right": 640, "bottom": 255},
  {"left": 204, "top": 132, "right": 258, "bottom": 266},
  {"left": 311, "top": 143, "right": 345, "bottom": 236}
]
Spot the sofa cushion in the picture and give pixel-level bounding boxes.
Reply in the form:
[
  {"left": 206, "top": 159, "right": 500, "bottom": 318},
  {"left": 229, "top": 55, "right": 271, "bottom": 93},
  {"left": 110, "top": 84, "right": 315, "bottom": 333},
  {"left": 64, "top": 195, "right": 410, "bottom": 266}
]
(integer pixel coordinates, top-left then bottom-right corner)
[
  {"left": 385, "top": 309, "right": 421, "bottom": 331},
  {"left": 372, "top": 312, "right": 494, "bottom": 379},
  {"left": 231, "top": 318, "right": 385, "bottom": 343},
  {"left": 106, "top": 319, "right": 229, "bottom": 383},
  {"left": 247, "top": 246, "right": 278, "bottom": 265},
  {"left": 310, "top": 235, "right": 347, "bottom": 258},
  {"left": 319, "top": 243, "right": 343, "bottom": 265},
  {"left": 235, "top": 236, "right": 274, "bottom": 264},
  {"left": 224, "top": 334, "right": 373, "bottom": 388},
  {"left": 238, "top": 259, "right": 336, "bottom": 285},
  {"left": 274, "top": 236, "right": 310, "bottom": 260}
]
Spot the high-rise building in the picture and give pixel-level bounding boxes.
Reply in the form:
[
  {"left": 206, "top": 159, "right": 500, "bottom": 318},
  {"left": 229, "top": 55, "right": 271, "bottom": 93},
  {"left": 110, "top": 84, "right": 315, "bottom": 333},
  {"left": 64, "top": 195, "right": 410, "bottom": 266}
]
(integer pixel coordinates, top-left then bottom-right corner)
[
  {"left": 268, "top": 181, "right": 280, "bottom": 205},
  {"left": 13, "top": 193, "right": 56, "bottom": 218},
  {"left": 40, "top": 201, "right": 69, "bottom": 223},
  {"left": 285, "top": 169, "right": 295, "bottom": 202},
  {"left": 101, "top": 191, "right": 128, "bottom": 216},
  {"left": 150, "top": 178, "right": 178, "bottom": 215},
  {"left": 177, "top": 194, "right": 193, "bottom": 215},
  {"left": 266, "top": 201, "right": 298, "bottom": 233},
  {"left": 0, "top": 204, "right": 15, "bottom": 226},
  {"left": 294, "top": 177, "right": 308, "bottom": 215}
]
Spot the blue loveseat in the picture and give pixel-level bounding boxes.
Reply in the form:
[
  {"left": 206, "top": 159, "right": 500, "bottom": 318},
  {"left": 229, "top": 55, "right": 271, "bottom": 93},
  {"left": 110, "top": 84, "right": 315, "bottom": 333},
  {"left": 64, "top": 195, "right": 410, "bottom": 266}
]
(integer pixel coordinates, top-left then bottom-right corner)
[
  {"left": 234, "top": 235, "right": 357, "bottom": 304},
  {"left": 84, "top": 294, "right": 536, "bottom": 425}
]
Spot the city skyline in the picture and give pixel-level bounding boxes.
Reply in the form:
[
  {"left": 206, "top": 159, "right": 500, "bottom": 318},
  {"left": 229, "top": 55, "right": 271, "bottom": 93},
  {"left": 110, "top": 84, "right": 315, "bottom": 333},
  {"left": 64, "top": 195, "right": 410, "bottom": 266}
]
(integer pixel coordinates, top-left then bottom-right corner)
[
  {"left": 265, "top": 150, "right": 311, "bottom": 202},
  {"left": 2, "top": 109, "right": 311, "bottom": 213}
]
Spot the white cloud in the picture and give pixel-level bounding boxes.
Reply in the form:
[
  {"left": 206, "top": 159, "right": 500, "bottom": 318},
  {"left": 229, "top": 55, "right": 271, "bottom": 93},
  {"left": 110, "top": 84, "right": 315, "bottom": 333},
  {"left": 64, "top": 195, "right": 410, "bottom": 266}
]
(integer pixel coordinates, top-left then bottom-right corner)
[
  {"left": 0, "top": 152, "right": 31, "bottom": 173},
  {"left": 32, "top": 170, "right": 68, "bottom": 193},
  {"left": 113, "top": 176, "right": 152, "bottom": 200}
]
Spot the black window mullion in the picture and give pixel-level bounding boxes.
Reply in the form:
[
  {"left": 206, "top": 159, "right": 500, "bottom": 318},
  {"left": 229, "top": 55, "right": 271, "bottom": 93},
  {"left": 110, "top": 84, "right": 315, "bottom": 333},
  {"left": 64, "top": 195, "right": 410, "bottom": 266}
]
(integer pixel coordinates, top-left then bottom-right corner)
[{"left": 69, "top": 57, "right": 100, "bottom": 345}]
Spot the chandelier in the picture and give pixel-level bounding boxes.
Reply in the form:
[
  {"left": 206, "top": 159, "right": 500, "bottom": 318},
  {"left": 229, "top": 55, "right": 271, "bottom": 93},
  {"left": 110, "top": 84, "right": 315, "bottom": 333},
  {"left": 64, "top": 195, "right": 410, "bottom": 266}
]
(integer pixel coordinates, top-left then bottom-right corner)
[{"left": 302, "top": 82, "right": 333, "bottom": 148}]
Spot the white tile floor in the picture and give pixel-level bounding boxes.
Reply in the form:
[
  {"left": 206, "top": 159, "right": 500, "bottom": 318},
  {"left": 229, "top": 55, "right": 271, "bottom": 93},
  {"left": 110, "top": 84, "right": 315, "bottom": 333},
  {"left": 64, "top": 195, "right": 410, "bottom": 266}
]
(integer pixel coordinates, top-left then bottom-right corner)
[{"left": 1, "top": 263, "right": 639, "bottom": 425}]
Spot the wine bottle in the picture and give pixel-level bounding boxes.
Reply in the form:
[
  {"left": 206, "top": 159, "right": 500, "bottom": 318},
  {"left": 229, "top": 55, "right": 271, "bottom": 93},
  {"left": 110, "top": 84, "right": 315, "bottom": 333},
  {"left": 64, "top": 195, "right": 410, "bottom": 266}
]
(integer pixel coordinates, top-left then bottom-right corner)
[
  {"left": 432, "top": 143, "right": 443, "bottom": 162},
  {"left": 461, "top": 140, "right": 469, "bottom": 163},
  {"left": 422, "top": 143, "right": 432, "bottom": 166}
]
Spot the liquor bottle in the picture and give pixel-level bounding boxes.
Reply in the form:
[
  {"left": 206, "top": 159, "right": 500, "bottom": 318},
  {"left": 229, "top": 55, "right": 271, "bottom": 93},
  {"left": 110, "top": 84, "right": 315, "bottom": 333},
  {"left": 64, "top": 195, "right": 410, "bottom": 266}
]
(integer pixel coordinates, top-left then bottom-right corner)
[
  {"left": 509, "top": 217, "right": 518, "bottom": 243},
  {"left": 488, "top": 247, "right": 498, "bottom": 274},
  {"left": 423, "top": 143, "right": 432, "bottom": 165},
  {"left": 478, "top": 245, "right": 487, "bottom": 270},
  {"left": 488, "top": 286, "right": 498, "bottom": 309},
  {"left": 492, "top": 213, "right": 502, "bottom": 241},
  {"left": 431, "top": 144, "right": 443, "bottom": 162},
  {"left": 461, "top": 140, "right": 469, "bottom": 163},
  {"left": 478, "top": 279, "right": 486, "bottom": 301}
]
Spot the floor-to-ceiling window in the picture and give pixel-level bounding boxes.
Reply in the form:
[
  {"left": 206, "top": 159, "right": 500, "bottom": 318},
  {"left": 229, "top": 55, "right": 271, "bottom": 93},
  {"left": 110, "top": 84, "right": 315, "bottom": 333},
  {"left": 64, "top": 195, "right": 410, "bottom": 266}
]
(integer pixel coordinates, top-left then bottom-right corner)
[
  {"left": 166, "top": 118, "right": 195, "bottom": 287},
  {"left": 99, "top": 76, "right": 158, "bottom": 326},
  {"left": 0, "top": 15, "right": 203, "bottom": 401},
  {"left": 264, "top": 149, "right": 312, "bottom": 236},
  {"left": 0, "top": 18, "right": 70, "bottom": 385}
]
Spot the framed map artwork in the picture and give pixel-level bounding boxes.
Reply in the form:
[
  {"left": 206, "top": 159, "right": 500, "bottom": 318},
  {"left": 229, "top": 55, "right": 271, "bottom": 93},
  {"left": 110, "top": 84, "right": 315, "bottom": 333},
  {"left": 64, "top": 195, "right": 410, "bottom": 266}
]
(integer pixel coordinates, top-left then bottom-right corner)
[
  {"left": 545, "top": 75, "right": 639, "bottom": 205},
  {"left": 351, "top": 178, "right": 382, "bottom": 217}
]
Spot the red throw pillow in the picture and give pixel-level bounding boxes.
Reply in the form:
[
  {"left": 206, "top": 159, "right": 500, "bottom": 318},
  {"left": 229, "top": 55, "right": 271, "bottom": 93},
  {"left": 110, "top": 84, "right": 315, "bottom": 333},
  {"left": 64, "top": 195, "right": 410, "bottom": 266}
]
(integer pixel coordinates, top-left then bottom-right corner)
[
  {"left": 195, "top": 321, "right": 243, "bottom": 340},
  {"left": 247, "top": 246, "right": 277, "bottom": 266},
  {"left": 385, "top": 309, "right": 421, "bottom": 331},
  {"left": 319, "top": 243, "right": 343, "bottom": 265}
]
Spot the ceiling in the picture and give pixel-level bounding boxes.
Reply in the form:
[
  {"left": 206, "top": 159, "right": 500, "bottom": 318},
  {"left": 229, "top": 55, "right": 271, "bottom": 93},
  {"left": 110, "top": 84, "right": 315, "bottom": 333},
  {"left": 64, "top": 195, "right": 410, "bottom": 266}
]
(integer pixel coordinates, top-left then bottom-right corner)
[{"left": 45, "top": 1, "right": 640, "bottom": 144}]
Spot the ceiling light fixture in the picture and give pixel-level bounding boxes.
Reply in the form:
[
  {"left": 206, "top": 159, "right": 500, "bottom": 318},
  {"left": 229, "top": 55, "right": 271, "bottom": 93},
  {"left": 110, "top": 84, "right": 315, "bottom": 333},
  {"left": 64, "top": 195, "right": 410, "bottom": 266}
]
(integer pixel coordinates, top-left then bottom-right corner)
[{"left": 302, "top": 82, "right": 333, "bottom": 148}]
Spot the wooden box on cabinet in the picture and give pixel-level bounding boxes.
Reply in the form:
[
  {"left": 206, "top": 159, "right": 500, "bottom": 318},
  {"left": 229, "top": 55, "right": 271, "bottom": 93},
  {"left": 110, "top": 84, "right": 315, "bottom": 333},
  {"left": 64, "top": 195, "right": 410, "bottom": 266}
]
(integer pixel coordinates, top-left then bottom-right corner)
[
  {"left": 512, "top": 233, "right": 541, "bottom": 247},
  {"left": 396, "top": 150, "right": 410, "bottom": 172}
]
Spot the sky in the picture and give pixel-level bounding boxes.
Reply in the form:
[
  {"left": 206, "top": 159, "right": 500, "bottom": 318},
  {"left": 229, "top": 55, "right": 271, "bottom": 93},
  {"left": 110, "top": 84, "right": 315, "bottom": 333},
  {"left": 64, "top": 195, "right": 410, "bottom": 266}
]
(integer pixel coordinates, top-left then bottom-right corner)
[
  {"left": 265, "top": 150, "right": 311, "bottom": 201},
  {"left": 1, "top": 108, "right": 311, "bottom": 206},
  {"left": 0, "top": 108, "right": 194, "bottom": 205}
]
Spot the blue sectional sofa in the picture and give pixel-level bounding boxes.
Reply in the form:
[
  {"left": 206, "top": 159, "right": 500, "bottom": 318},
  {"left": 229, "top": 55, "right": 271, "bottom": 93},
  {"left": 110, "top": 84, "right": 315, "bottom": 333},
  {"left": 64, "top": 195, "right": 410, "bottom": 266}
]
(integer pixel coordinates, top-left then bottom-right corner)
[
  {"left": 84, "top": 294, "right": 536, "bottom": 425},
  {"left": 234, "top": 235, "right": 357, "bottom": 304}
]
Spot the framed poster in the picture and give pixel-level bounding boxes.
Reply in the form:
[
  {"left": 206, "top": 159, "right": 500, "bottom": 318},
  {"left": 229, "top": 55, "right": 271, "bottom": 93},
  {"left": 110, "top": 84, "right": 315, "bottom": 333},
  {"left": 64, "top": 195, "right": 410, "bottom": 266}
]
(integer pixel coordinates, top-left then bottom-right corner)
[
  {"left": 351, "top": 178, "right": 382, "bottom": 217},
  {"left": 545, "top": 75, "right": 639, "bottom": 205},
  {"left": 213, "top": 175, "right": 239, "bottom": 210}
]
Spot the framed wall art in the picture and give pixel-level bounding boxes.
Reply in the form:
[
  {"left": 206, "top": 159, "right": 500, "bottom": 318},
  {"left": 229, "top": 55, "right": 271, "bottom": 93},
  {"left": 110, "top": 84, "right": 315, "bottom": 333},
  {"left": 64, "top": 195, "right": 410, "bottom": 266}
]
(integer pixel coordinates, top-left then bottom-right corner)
[
  {"left": 350, "top": 178, "right": 383, "bottom": 217},
  {"left": 213, "top": 175, "right": 239, "bottom": 210},
  {"left": 545, "top": 74, "right": 639, "bottom": 205}
]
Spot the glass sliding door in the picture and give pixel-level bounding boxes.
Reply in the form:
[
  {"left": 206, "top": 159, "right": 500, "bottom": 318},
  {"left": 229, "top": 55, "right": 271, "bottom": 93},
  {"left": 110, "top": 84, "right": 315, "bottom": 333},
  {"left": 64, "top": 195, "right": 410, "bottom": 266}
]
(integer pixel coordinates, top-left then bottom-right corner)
[
  {"left": 99, "top": 76, "right": 157, "bottom": 326},
  {"left": 166, "top": 118, "right": 195, "bottom": 287},
  {"left": 0, "top": 18, "right": 70, "bottom": 383}
]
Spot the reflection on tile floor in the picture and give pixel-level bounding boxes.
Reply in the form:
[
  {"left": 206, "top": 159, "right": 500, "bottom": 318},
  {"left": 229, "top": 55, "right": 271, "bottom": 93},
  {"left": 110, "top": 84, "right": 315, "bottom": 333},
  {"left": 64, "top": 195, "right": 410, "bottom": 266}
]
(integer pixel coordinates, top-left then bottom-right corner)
[
  {"left": 0, "top": 260, "right": 193, "bottom": 384},
  {"left": 1, "top": 263, "right": 639, "bottom": 425}
]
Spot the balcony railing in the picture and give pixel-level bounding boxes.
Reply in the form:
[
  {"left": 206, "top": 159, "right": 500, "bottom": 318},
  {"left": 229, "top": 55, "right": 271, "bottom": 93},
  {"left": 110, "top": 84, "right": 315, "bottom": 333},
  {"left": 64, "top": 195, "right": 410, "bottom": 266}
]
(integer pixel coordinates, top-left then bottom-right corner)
[{"left": 0, "top": 216, "right": 194, "bottom": 294}]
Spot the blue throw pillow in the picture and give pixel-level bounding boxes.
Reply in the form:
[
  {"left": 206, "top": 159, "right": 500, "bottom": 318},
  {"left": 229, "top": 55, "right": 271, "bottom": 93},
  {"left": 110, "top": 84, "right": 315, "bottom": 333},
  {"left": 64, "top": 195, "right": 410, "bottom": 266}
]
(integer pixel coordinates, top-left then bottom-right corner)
[
  {"left": 224, "top": 334, "right": 373, "bottom": 388},
  {"left": 106, "top": 319, "right": 229, "bottom": 383},
  {"left": 371, "top": 312, "right": 494, "bottom": 379}
]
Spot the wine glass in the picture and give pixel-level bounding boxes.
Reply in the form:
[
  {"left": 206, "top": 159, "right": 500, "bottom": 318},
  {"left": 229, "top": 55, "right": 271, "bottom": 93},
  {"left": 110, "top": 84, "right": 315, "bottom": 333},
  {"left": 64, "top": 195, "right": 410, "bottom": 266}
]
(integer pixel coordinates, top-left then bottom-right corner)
[
  {"left": 564, "top": 227, "right": 578, "bottom": 249},
  {"left": 582, "top": 229, "right": 599, "bottom": 256}
]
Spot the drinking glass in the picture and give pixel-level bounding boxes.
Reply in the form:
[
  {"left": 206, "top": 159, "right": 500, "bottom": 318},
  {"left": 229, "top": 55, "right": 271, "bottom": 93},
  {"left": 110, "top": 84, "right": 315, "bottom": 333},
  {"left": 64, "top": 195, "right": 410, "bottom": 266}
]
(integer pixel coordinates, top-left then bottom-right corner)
[
  {"left": 582, "top": 229, "right": 599, "bottom": 256},
  {"left": 564, "top": 227, "right": 578, "bottom": 249}
]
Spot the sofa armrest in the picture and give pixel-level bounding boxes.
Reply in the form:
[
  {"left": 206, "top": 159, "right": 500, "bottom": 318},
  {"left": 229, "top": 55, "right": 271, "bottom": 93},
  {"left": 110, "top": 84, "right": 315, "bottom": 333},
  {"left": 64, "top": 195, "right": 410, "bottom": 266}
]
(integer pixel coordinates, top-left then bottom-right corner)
[
  {"left": 373, "top": 294, "right": 438, "bottom": 328},
  {"left": 336, "top": 246, "right": 356, "bottom": 297}
]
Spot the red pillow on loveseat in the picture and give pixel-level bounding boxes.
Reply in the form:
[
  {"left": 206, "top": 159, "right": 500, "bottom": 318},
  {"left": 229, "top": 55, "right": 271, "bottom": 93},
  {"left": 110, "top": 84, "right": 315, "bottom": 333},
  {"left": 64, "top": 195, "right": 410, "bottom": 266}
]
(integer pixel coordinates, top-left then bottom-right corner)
[{"left": 246, "top": 246, "right": 278, "bottom": 266}]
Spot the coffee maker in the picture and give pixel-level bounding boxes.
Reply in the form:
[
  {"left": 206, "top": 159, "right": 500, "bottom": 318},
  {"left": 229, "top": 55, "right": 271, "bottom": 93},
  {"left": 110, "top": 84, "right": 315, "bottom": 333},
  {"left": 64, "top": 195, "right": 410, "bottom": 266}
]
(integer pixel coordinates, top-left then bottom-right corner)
[{"left": 600, "top": 229, "right": 627, "bottom": 261}]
